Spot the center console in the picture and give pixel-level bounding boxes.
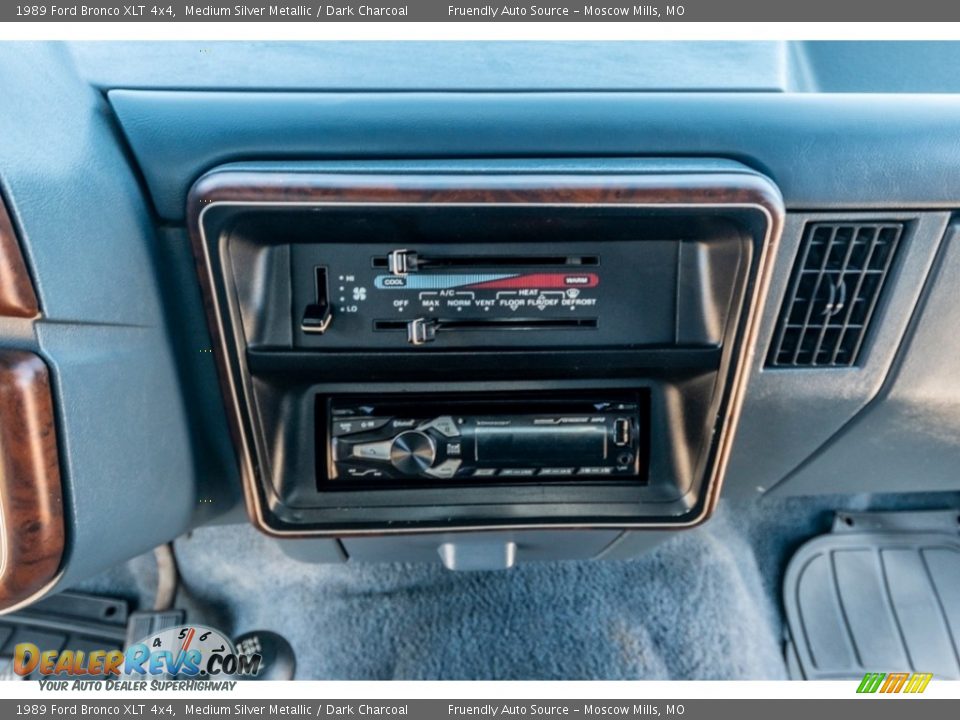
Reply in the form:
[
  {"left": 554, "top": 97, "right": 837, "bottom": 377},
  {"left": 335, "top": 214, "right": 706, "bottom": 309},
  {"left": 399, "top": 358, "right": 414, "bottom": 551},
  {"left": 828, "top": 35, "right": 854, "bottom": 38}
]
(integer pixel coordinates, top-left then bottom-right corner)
[{"left": 188, "top": 161, "right": 782, "bottom": 537}]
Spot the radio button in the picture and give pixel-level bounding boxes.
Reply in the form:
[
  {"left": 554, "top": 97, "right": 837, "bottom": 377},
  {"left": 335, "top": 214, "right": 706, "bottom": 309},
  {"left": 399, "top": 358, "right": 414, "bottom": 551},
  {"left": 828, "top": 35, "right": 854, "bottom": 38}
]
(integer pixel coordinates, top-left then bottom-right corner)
[
  {"left": 578, "top": 467, "right": 615, "bottom": 476},
  {"left": 333, "top": 417, "right": 392, "bottom": 436},
  {"left": 345, "top": 467, "right": 385, "bottom": 478},
  {"left": 539, "top": 467, "right": 576, "bottom": 476},
  {"left": 350, "top": 440, "right": 393, "bottom": 462},
  {"left": 426, "top": 459, "right": 461, "bottom": 479},
  {"left": 419, "top": 415, "right": 460, "bottom": 437},
  {"left": 499, "top": 468, "right": 536, "bottom": 477}
]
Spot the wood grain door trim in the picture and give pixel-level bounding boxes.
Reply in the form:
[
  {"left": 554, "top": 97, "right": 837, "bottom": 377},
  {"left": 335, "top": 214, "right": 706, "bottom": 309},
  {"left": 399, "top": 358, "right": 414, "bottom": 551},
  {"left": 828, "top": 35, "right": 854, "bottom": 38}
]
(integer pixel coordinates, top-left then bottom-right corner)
[
  {"left": 0, "top": 196, "right": 39, "bottom": 318},
  {"left": 0, "top": 351, "right": 64, "bottom": 611}
]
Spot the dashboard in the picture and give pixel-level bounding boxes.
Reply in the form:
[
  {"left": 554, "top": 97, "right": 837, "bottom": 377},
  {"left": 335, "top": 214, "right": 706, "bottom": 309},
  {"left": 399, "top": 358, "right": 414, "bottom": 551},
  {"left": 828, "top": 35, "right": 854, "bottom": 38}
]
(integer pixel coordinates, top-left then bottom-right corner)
[{"left": 1, "top": 40, "right": 959, "bottom": 607}]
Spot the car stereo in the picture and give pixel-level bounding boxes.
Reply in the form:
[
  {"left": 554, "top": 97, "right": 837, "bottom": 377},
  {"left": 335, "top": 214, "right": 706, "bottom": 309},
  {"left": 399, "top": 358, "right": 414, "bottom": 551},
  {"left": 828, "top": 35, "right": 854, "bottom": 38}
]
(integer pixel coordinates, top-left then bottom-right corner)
[{"left": 324, "top": 394, "right": 645, "bottom": 485}]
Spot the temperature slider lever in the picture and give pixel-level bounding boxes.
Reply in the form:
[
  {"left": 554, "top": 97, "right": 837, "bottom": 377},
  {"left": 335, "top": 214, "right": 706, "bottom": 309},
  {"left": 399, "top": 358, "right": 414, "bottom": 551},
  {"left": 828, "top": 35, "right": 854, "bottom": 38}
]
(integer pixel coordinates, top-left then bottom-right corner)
[
  {"left": 388, "top": 249, "right": 419, "bottom": 276},
  {"left": 408, "top": 317, "right": 439, "bottom": 345},
  {"left": 399, "top": 316, "right": 599, "bottom": 345}
]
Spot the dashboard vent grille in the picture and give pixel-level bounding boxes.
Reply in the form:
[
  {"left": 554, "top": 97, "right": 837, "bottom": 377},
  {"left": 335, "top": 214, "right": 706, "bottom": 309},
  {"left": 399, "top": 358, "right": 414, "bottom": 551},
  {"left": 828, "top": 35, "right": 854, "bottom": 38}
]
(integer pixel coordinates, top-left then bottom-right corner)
[{"left": 767, "top": 222, "right": 904, "bottom": 368}]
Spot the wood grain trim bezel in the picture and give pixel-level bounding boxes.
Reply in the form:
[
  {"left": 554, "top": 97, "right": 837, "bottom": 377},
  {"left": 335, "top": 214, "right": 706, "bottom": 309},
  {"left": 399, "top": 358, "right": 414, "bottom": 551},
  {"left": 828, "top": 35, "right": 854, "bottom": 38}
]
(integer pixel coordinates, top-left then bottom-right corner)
[
  {"left": 188, "top": 169, "right": 785, "bottom": 537},
  {"left": 0, "top": 196, "right": 39, "bottom": 318},
  {"left": 0, "top": 351, "right": 64, "bottom": 611},
  {"left": 188, "top": 171, "right": 784, "bottom": 213}
]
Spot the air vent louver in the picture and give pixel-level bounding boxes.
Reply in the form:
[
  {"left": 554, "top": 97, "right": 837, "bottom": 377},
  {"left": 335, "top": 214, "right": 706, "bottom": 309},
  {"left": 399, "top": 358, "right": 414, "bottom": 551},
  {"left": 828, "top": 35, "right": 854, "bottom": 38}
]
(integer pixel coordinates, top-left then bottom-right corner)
[{"left": 767, "top": 222, "right": 904, "bottom": 368}]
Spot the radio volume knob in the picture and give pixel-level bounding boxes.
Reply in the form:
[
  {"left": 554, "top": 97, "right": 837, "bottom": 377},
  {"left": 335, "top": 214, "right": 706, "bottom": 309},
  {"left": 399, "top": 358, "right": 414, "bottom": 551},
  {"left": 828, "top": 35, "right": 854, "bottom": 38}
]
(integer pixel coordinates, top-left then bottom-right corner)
[{"left": 389, "top": 431, "right": 437, "bottom": 475}]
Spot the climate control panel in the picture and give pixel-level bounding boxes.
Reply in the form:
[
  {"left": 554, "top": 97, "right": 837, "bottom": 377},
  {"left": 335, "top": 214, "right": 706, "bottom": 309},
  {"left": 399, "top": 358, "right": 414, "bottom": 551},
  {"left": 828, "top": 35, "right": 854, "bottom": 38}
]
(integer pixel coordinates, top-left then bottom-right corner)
[{"left": 292, "top": 240, "right": 678, "bottom": 350}]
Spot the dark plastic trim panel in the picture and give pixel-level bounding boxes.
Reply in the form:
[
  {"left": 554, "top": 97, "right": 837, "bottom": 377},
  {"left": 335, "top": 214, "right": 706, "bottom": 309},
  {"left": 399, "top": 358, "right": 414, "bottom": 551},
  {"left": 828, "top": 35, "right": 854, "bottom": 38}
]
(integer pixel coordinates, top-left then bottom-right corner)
[
  {"left": 0, "top": 43, "right": 239, "bottom": 595},
  {"left": 723, "top": 211, "right": 950, "bottom": 500},
  {"left": 110, "top": 90, "right": 960, "bottom": 221},
  {"left": 769, "top": 219, "right": 960, "bottom": 497},
  {"left": 188, "top": 165, "right": 784, "bottom": 536}
]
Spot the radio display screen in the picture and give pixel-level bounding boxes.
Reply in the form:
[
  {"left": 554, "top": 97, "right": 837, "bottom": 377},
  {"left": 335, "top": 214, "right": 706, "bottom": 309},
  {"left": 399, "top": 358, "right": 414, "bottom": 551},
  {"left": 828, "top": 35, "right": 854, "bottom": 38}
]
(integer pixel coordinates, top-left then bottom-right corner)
[{"left": 475, "top": 424, "right": 608, "bottom": 465}]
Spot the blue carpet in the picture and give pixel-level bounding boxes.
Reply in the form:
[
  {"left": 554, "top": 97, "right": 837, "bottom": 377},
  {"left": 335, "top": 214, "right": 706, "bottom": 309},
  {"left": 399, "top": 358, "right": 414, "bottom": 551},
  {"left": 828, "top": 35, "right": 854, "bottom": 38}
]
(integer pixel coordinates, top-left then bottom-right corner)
[{"left": 69, "top": 492, "right": 960, "bottom": 680}]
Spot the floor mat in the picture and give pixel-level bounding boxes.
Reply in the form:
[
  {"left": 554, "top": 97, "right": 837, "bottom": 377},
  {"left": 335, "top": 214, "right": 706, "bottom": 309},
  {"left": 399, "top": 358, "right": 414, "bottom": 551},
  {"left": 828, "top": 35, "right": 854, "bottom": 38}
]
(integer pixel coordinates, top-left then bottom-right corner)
[
  {"left": 0, "top": 592, "right": 128, "bottom": 680},
  {"left": 783, "top": 512, "right": 960, "bottom": 680},
  {"left": 163, "top": 507, "right": 786, "bottom": 680}
]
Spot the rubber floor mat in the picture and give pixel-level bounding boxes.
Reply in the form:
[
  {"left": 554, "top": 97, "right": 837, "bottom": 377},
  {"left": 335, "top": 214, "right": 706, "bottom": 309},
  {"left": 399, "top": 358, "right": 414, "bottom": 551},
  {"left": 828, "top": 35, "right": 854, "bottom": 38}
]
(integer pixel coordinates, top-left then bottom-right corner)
[
  {"left": 783, "top": 526, "right": 960, "bottom": 680},
  {"left": 0, "top": 592, "right": 128, "bottom": 680}
]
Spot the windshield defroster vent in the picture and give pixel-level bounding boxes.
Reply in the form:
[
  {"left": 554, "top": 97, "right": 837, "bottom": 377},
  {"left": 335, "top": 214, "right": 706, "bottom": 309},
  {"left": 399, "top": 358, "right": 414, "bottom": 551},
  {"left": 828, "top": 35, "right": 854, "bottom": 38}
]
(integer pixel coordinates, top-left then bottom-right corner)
[{"left": 767, "top": 222, "right": 904, "bottom": 368}]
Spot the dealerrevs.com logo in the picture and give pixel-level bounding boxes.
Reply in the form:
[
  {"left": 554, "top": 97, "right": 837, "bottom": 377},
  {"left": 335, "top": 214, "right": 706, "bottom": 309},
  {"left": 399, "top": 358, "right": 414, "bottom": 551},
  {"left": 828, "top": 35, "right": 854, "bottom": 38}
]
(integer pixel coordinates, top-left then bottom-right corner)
[{"left": 13, "top": 625, "right": 261, "bottom": 685}]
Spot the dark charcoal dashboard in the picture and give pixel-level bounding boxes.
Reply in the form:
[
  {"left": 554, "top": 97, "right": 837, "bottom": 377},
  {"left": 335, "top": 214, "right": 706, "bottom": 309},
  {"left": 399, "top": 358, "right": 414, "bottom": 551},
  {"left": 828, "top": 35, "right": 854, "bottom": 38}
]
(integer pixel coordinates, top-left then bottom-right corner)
[{"left": 1, "top": 41, "right": 960, "bottom": 600}]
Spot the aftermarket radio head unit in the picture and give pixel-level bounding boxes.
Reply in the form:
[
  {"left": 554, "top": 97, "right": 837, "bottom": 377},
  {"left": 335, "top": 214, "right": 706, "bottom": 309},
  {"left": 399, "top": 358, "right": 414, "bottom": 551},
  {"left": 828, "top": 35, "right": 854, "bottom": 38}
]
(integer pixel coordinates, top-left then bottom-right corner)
[{"left": 322, "top": 392, "right": 648, "bottom": 488}]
